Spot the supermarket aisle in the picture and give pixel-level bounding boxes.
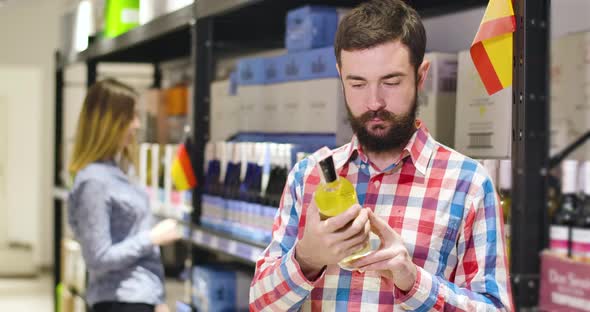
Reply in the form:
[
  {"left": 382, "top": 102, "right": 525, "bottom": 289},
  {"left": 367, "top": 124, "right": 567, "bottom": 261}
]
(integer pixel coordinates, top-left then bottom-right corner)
[
  {"left": 0, "top": 274, "right": 53, "bottom": 311},
  {"left": 0, "top": 274, "right": 185, "bottom": 312}
]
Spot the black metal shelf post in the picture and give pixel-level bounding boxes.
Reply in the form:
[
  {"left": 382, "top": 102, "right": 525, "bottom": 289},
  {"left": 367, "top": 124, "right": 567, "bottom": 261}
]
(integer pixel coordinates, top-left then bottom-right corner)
[
  {"left": 511, "top": 0, "right": 550, "bottom": 309},
  {"left": 53, "top": 51, "right": 65, "bottom": 311},
  {"left": 191, "top": 16, "right": 214, "bottom": 227},
  {"left": 87, "top": 61, "right": 97, "bottom": 87}
]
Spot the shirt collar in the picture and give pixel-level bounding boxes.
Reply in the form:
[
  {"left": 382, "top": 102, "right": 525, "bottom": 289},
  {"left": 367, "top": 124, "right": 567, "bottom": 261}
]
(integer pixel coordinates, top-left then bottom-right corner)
[{"left": 333, "top": 121, "right": 436, "bottom": 176}]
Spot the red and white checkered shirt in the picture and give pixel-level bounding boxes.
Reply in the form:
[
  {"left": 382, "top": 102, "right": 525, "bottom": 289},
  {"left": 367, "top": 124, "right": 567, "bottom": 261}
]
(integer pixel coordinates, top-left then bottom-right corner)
[{"left": 250, "top": 125, "right": 513, "bottom": 311}]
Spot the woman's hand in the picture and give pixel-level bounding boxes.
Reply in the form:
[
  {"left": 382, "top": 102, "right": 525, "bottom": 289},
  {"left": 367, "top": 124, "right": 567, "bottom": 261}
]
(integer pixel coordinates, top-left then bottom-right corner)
[
  {"left": 150, "top": 219, "right": 182, "bottom": 246},
  {"left": 155, "top": 303, "right": 170, "bottom": 312}
]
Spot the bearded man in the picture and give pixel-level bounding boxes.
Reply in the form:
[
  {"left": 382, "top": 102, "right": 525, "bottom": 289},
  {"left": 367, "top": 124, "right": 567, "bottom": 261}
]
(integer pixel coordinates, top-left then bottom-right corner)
[{"left": 249, "top": 0, "right": 513, "bottom": 310}]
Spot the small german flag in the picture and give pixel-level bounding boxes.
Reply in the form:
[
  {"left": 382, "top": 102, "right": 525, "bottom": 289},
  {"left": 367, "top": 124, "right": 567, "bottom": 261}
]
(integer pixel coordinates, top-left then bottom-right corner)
[
  {"left": 171, "top": 138, "right": 197, "bottom": 191},
  {"left": 470, "top": 0, "right": 516, "bottom": 95}
]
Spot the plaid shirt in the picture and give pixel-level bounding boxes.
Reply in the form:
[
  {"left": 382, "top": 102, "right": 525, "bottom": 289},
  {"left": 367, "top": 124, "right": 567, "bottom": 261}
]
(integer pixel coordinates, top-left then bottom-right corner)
[{"left": 250, "top": 125, "right": 513, "bottom": 311}]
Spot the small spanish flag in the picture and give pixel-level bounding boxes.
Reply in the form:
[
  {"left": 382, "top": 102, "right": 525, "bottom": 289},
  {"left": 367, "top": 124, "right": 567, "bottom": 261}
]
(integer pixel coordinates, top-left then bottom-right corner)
[
  {"left": 470, "top": 0, "right": 516, "bottom": 95},
  {"left": 171, "top": 138, "right": 197, "bottom": 191}
]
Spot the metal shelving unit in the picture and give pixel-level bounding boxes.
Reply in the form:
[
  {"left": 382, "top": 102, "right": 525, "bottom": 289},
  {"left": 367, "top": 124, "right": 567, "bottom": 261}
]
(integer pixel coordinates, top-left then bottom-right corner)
[
  {"left": 511, "top": 0, "right": 550, "bottom": 306},
  {"left": 54, "top": 0, "right": 549, "bottom": 310}
]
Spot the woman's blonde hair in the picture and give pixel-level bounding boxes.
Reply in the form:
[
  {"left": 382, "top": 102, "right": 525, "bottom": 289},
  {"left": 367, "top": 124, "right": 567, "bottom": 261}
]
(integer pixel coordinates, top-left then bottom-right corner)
[{"left": 69, "top": 78, "right": 139, "bottom": 176}]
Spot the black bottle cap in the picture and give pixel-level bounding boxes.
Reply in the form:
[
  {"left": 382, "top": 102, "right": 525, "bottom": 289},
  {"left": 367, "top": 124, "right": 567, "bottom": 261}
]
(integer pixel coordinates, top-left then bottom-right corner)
[{"left": 319, "top": 156, "right": 337, "bottom": 183}]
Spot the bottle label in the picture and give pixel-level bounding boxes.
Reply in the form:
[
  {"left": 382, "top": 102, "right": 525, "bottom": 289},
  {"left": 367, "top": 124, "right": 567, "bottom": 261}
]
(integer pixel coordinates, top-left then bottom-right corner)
[
  {"left": 550, "top": 225, "right": 569, "bottom": 257},
  {"left": 572, "top": 228, "right": 590, "bottom": 261}
]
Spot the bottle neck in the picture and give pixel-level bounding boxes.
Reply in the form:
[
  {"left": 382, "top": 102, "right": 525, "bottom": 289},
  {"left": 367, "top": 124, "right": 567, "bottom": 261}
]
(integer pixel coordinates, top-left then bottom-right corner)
[
  {"left": 561, "top": 160, "right": 578, "bottom": 194},
  {"left": 561, "top": 193, "right": 578, "bottom": 213}
]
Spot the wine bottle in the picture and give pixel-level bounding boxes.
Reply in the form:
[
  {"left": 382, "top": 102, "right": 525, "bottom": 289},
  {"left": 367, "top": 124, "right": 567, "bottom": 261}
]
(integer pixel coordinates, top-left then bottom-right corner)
[
  {"left": 314, "top": 155, "right": 371, "bottom": 268},
  {"left": 498, "top": 160, "right": 511, "bottom": 263},
  {"left": 572, "top": 161, "right": 590, "bottom": 262},
  {"left": 550, "top": 160, "right": 580, "bottom": 258}
]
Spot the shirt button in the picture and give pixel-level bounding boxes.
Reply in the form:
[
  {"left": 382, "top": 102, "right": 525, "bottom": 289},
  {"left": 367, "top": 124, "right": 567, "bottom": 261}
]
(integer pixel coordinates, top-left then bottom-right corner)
[
  {"left": 361, "top": 164, "right": 367, "bottom": 169},
  {"left": 374, "top": 181, "right": 381, "bottom": 188}
]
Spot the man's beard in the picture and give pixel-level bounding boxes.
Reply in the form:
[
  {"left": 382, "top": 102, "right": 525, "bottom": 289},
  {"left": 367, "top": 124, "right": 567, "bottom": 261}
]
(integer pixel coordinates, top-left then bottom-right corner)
[{"left": 346, "top": 92, "right": 418, "bottom": 153}]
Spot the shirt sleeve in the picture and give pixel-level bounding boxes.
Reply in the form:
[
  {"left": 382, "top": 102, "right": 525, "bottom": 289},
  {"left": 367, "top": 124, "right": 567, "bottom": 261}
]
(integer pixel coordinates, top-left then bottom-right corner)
[
  {"left": 249, "top": 162, "right": 323, "bottom": 311},
  {"left": 394, "top": 177, "right": 514, "bottom": 311},
  {"left": 68, "top": 179, "right": 154, "bottom": 275}
]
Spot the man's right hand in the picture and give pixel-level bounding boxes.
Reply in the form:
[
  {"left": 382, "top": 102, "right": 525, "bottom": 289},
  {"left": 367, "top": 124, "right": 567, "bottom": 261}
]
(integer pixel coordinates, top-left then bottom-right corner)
[{"left": 295, "top": 201, "right": 371, "bottom": 280}]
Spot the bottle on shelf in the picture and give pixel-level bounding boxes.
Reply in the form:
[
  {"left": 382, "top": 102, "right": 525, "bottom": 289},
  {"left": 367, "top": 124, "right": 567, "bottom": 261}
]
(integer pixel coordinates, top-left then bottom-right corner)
[
  {"left": 498, "top": 160, "right": 512, "bottom": 263},
  {"left": 547, "top": 173, "right": 561, "bottom": 220},
  {"left": 314, "top": 154, "right": 371, "bottom": 268},
  {"left": 572, "top": 161, "right": 590, "bottom": 262},
  {"left": 204, "top": 142, "right": 221, "bottom": 196},
  {"left": 239, "top": 143, "right": 262, "bottom": 203},
  {"left": 550, "top": 160, "right": 580, "bottom": 258},
  {"left": 223, "top": 142, "right": 242, "bottom": 200},
  {"left": 263, "top": 144, "right": 288, "bottom": 208}
]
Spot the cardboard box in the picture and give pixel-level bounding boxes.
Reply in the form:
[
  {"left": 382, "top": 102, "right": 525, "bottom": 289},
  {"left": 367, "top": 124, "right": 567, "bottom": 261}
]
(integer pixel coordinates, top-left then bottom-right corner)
[
  {"left": 192, "top": 266, "right": 238, "bottom": 312},
  {"left": 272, "top": 82, "right": 305, "bottom": 132},
  {"left": 263, "top": 55, "right": 284, "bottom": 84},
  {"left": 540, "top": 251, "right": 590, "bottom": 312},
  {"left": 278, "top": 52, "right": 305, "bottom": 82},
  {"left": 236, "top": 271, "right": 253, "bottom": 311},
  {"left": 285, "top": 6, "right": 339, "bottom": 52},
  {"left": 420, "top": 52, "right": 458, "bottom": 147},
  {"left": 263, "top": 84, "right": 282, "bottom": 132},
  {"left": 300, "top": 78, "right": 347, "bottom": 133},
  {"left": 236, "top": 56, "right": 275, "bottom": 132},
  {"left": 237, "top": 85, "right": 266, "bottom": 132},
  {"left": 300, "top": 46, "right": 339, "bottom": 80},
  {"left": 210, "top": 80, "right": 240, "bottom": 141},
  {"left": 237, "top": 57, "right": 267, "bottom": 86},
  {"left": 455, "top": 50, "right": 512, "bottom": 159},
  {"left": 550, "top": 31, "right": 590, "bottom": 160}
]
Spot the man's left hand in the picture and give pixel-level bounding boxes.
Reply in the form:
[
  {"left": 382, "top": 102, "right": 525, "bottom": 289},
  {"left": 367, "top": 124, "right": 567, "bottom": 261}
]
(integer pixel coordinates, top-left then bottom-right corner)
[{"left": 351, "top": 210, "right": 417, "bottom": 292}]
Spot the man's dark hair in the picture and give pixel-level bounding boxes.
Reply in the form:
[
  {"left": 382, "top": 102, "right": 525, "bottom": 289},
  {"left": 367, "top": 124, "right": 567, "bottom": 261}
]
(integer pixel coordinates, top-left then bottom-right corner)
[{"left": 334, "top": 0, "right": 427, "bottom": 76}]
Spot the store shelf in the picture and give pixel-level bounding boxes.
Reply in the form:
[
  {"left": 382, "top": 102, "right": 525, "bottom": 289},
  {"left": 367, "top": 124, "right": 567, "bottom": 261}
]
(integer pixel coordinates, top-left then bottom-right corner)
[
  {"left": 153, "top": 212, "right": 191, "bottom": 226},
  {"left": 198, "top": 0, "right": 488, "bottom": 50},
  {"left": 191, "top": 225, "right": 267, "bottom": 265},
  {"left": 59, "top": 5, "right": 194, "bottom": 67},
  {"left": 196, "top": 0, "right": 486, "bottom": 18}
]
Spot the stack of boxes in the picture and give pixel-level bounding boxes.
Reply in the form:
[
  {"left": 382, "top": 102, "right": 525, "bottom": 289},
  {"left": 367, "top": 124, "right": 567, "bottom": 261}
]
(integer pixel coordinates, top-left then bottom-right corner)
[
  {"left": 420, "top": 52, "right": 458, "bottom": 147},
  {"left": 550, "top": 31, "right": 590, "bottom": 159},
  {"left": 235, "top": 47, "right": 349, "bottom": 135},
  {"left": 210, "top": 6, "right": 352, "bottom": 145}
]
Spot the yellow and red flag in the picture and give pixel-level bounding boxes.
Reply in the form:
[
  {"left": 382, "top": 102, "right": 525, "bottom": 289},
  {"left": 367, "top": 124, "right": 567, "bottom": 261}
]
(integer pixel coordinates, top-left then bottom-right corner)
[
  {"left": 470, "top": 0, "right": 516, "bottom": 95},
  {"left": 171, "top": 138, "right": 197, "bottom": 191}
]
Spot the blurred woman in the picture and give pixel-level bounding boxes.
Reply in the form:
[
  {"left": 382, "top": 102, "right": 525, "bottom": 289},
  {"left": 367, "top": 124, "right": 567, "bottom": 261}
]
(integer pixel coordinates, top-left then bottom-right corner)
[{"left": 68, "top": 79, "right": 180, "bottom": 312}]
